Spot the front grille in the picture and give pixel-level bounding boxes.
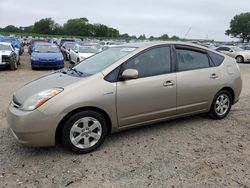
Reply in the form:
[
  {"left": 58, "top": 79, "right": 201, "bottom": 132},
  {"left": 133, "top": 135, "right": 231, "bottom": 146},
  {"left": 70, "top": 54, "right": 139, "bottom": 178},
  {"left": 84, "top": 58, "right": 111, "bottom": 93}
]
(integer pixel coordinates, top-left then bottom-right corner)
[
  {"left": 40, "top": 59, "right": 55, "bottom": 62},
  {"left": 2, "top": 55, "right": 10, "bottom": 62}
]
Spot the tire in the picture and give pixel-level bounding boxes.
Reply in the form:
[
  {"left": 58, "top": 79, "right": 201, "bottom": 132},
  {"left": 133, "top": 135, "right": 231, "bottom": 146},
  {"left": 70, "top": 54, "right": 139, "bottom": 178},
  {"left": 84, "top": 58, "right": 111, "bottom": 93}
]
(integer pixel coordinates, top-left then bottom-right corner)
[
  {"left": 69, "top": 55, "right": 73, "bottom": 64},
  {"left": 17, "top": 57, "right": 20, "bottom": 65},
  {"left": 236, "top": 56, "right": 244, "bottom": 63},
  {"left": 209, "top": 90, "right": 232, "bottom": 119},
  {"left": 61, "top": 111, "right": 108, "bottom": 154},
  {"left": 9, "top": 57, "right": 17, "bottom": 70}
]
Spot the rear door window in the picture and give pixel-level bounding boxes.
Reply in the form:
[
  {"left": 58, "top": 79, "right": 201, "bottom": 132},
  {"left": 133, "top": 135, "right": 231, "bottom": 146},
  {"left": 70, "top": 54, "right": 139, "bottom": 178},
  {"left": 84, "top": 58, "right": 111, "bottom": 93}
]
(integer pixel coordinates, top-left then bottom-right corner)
[{"left": 176, "top": 49, "right": 210, "bottom": 71}]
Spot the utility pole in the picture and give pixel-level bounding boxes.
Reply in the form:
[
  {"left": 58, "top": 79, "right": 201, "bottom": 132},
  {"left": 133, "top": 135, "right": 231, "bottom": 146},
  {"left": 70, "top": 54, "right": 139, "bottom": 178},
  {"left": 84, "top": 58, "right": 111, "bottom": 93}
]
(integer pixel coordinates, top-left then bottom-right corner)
[{"left": 184, "top": 27, "right": 191, "bottom": 39}]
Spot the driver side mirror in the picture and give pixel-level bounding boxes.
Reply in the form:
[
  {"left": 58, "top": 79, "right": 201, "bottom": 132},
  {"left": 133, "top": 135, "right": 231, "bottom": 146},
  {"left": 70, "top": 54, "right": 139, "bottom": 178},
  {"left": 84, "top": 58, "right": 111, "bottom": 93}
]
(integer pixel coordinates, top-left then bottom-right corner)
[
  {"left": 74, "top": 50, "right": 78, "bottom": 53},
  {"left": 122, "top": 69, "right": 139, "bottom": 80},
  {"left": 229, "top": 49, "right": 233, "bottom": 52}
]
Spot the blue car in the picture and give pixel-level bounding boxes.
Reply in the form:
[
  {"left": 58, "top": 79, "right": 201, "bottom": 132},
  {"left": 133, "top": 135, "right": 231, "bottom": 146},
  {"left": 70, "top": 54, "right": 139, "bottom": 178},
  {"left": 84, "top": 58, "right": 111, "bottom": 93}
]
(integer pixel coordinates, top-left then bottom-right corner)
[
  {"left": 31, "top": 43, "right": 64, "bottom": 69},
  {"left": 0, "top": 36, "right": 23, "bottom": 55}
]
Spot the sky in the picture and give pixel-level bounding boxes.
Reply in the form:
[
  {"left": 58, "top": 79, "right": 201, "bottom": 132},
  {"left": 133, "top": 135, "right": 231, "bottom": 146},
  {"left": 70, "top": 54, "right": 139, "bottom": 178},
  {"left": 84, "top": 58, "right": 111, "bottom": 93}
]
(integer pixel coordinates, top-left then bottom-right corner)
[{"left": 0, "top": 0, "right": 249, "bottom": 41}]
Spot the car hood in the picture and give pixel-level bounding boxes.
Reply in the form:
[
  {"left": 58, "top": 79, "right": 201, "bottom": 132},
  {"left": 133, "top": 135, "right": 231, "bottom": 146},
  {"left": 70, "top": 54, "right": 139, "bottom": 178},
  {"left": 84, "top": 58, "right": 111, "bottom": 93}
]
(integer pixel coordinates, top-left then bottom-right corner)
[
  {"left": 79, "top": 52, "right": 95, "bottom": 58},
  {"left": 14, "top": 72, "right": 82, "bottom": 104},
  {"left": 32, "top": 52, "right": 63, "bottom": 59},
  {"left": 0, "top": 50, "right": 12, "bottom": 56}
]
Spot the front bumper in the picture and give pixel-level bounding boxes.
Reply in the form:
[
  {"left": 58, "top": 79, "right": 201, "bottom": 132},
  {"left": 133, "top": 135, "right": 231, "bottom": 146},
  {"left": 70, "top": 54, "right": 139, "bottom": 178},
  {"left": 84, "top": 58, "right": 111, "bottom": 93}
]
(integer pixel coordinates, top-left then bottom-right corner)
[
  {"left": 31, "top": 60, "right": 64, "bottom": 69},
  {"left": 7, "top": 102, "right": 58, "bottom": 147}
]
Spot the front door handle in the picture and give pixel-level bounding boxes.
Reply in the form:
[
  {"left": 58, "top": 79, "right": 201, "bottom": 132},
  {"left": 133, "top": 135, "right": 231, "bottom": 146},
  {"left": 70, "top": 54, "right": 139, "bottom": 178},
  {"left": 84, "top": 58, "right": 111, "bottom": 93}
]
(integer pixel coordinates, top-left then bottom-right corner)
[
  {"left": 163, "top": 80, "right": 175, "bottom": 87},
  {"left": 210, "top": 73, "right": 219, "bottom": 79}
]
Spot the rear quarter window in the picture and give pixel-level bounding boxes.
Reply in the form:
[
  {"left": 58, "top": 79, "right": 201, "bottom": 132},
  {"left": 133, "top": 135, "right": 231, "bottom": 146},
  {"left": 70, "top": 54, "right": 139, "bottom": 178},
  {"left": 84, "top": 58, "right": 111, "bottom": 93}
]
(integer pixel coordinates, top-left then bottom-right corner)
[{"left": 208, "top": 51, "right": 224, "bottom": 66}]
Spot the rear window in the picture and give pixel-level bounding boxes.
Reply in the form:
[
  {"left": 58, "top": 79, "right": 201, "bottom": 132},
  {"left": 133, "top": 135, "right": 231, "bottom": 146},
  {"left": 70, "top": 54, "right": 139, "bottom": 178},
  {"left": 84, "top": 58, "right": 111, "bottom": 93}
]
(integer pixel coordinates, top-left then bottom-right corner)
[{"left": 208, "top": 51, "right": 224, "bottom": 66}]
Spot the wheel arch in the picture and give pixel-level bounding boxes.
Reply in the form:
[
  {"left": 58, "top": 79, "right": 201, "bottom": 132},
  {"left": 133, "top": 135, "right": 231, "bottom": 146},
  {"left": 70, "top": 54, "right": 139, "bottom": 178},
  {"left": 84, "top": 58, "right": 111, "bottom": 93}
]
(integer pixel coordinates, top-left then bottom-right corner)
[
  {"left": 55, "top": 106, "right": 112, "bottom": 144},
  {"left": 217, "top": 87, "right": 235, "bottom": 103}
]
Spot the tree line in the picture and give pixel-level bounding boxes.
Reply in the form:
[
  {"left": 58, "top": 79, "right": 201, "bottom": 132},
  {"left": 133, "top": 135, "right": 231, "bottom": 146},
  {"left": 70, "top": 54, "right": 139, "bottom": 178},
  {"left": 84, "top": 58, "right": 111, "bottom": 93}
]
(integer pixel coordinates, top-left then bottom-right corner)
[
  {"left": 226, "top": 12, "right": 250, "bottom": 42},
  {"left": 0, "top": 17, "right": 180, "bottom": 40}
]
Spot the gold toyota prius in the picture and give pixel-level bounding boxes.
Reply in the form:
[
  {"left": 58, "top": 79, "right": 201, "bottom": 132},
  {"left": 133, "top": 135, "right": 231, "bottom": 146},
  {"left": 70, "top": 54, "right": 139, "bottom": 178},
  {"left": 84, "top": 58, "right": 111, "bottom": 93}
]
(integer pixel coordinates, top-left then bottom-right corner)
[{"left": 7, "top": 42, "right": 242, "bottom": 154}]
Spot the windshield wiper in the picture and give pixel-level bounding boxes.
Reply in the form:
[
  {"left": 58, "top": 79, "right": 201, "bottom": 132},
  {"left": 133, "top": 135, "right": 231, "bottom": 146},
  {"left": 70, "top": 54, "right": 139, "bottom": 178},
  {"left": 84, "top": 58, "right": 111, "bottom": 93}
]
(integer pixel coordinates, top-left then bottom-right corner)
[{"left": 69, "top": 68, "right": 86, "bottom": 76}]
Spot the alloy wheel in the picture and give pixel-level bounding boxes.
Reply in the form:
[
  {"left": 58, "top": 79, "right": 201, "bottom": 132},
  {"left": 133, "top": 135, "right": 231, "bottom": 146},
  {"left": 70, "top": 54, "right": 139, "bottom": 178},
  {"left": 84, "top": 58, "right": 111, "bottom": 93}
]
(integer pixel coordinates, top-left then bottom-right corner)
[
  {"left": 69, "top": 117, "right": 102, "bottom": 149},
  {"left": 215, "top": 94, "right": 230, "bottom": 116}
]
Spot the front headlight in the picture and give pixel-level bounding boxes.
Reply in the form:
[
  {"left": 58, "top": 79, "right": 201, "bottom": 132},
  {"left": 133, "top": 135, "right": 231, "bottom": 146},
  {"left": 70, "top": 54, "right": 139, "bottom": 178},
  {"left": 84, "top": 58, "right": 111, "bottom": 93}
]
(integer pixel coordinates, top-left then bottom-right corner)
[
  {"left": 20, "top": 88, "right": 63, "bottom": 111},
  {"left": 58, "top": 57, "right": 64, "bottom": 61},
  {"left": 31, "top": 56, "right": 38, "bottom": 61}
]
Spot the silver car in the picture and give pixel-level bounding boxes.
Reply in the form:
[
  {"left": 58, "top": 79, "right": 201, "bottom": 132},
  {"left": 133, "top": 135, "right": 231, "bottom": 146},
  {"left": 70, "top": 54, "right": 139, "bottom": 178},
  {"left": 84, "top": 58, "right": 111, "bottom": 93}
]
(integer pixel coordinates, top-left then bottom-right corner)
[{"left": 7, "top": 42, "right": 242, "bottom": 154}]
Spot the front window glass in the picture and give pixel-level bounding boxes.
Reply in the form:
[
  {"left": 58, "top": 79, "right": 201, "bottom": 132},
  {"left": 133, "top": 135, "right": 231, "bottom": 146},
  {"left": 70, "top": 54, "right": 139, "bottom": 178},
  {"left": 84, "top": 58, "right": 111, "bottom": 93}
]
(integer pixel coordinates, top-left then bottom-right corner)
[
  {"left": 65, "top": 43, "right": 76, "bottom": 49},
  {"left": 0, "top": 44, "right": 12, "bottom": 51},
  {"left": 74, "top": 47, "right": 136, "bottom": 75},
  {"left": 231, "top": 46, "right": 243, "bottom": 52},
  {"left": 177, "top": 49, "right": 210, "bottom": 71},
  {"left": 34, "top": 45, "right": 60, "bottom": 53},
  {"left": 79, "top": 46, "right": 99, "bottom": 53},
  {"left": 123, "top": 46, "right": 171, "bottom": 78}
]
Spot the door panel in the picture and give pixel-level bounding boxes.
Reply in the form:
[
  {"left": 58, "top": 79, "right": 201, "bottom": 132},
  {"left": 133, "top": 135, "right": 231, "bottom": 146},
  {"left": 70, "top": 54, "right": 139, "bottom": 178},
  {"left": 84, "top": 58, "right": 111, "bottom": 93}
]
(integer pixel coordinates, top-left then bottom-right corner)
[
  {"left": 117, "top": 73, "right": 177, "bottom": 127},
  {"left": 177, "top": 67, "right": 221, "bottom": 114},
  {"left": 175, "top": 47, "right": 221, "bottom": 114}
]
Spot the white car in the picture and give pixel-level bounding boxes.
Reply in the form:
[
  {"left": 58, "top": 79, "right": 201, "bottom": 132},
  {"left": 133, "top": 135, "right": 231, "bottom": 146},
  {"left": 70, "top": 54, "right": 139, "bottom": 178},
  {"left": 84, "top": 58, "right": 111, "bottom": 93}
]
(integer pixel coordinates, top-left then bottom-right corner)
[
  {"left": 216, "top": 46, "right": 250, "bottom": 63},
  {"left": 69, "top": 44, "right": 99, "bottom": 64},
  {"left": 0, "top": 42, "right": 19, "bottom": 70}
]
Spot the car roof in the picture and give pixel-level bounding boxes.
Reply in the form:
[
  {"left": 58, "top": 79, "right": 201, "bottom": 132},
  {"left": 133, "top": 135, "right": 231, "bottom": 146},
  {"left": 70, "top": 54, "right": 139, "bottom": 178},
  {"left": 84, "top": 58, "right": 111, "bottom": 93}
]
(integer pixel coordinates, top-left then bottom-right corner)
[{"left": 115, "top": 41, "right": 211, "bottom": 50}]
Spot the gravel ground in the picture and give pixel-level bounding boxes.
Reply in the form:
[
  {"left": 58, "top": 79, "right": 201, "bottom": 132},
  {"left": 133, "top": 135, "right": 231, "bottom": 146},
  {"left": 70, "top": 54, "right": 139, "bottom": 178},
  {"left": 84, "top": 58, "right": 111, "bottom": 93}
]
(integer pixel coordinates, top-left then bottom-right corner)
[{"left": 0, "top": 49, "right": 249, "bottom": 188}]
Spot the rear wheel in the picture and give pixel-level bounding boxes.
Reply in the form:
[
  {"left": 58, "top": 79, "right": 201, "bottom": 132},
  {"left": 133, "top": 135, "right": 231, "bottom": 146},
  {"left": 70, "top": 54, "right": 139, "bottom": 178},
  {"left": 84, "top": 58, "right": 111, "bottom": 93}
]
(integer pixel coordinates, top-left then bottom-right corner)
[
  {"left": 209, "top": 90, "right": 232, "bottom": 119},
  {"left": 61, "top": 111, "right": 108, "bottom": 154},
  {"left": 236, "top": 56, "right": 244, "bottom": 63}
]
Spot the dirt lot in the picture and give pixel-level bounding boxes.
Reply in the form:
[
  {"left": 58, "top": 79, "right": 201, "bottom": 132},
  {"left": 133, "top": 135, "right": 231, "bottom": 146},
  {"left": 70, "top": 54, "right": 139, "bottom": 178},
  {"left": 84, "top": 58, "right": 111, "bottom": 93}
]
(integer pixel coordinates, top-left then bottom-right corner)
[{"left": 0, "top": 49, "right": 249, "bottom": 188}]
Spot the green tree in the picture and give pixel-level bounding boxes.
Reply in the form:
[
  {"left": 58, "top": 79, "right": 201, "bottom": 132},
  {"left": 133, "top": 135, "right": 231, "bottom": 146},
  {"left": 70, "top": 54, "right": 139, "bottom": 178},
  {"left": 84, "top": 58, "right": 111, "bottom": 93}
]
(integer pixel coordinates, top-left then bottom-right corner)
[
  {"left": 3, "top": 25, "right": 20, "bottom": 32},
  {"left": 226, "top": 12, "right": 250, "bottom": 42},
  {"left": 170, "top": 35, "right": 180, "bottom": 40},
  {"left": 33, "top": 18, "right": 60, "bottom": 34},
  {"left": 63, "top": 18, "right": 89, "bottom": 36},
  {"left": 159, "top": 34, "right": 169, "bottom": 40},
  {"left": 138, "top": 34, "right": 146, "bottom": 40}
]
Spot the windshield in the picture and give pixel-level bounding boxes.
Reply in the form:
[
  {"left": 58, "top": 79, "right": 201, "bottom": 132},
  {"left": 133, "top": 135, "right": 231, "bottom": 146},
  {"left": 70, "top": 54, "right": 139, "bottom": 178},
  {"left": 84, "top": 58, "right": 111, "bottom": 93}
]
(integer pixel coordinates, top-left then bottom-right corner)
[
  {"left": 0, "top": 44, "right": 12, "bottom": 51},
  {"left": 34, "top": 45, "right": 60, "bottom": 53},
  {"left": 231, "top": 46, "right": 243, "bottom": 52},
  {"left": 79, "top": 46, "right": 99, "bottom": 53},
  {"left": 65, "top": 43, "right": 75, "bottom": 49},
  {"left": 74, "top": 47, "right": 136, "bottom": 75}
]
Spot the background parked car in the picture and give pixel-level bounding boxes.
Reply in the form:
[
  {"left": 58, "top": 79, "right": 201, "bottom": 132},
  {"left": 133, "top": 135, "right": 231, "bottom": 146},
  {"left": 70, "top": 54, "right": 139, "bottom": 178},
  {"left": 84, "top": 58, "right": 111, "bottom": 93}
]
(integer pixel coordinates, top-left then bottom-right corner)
[
  {"left": 57, "top": 38, "right": 75, "bottom": 47},
  {"left": 69, "top": 44, "right": 100, "bottom": 64},
  {"left": 60, "top": 41, "right": 76, "bottom": 60},
  {"left": 0, "top": 36, "right": 23, "bottom": 56},
  {"left": 0, "top": 42, "right": 18, "bottom": 70},
  {"left": 28, "top": 39, "right": 49, "bottom": 55},
  {"left": 216, "top": 46, "right": 250, "bottom": 63},
  {"left": 30, "top": 43, "right": 64, "bottom": 69}
]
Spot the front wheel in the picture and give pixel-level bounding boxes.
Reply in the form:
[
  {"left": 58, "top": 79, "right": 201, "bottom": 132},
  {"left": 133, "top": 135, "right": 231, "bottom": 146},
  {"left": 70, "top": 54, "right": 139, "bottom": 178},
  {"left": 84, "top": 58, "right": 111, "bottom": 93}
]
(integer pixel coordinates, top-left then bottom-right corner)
[
  {"left": 209, "top": 90, "right": 232, "bottom": 119},
  {"left": 236, "top": 56, "right": 244, "bottom": 63},
  {"left": 10, "top": 58, "right": 17, "bottom": 70},
  {"left": 61, "top": 111, "right": 108, "bottom": 154}
]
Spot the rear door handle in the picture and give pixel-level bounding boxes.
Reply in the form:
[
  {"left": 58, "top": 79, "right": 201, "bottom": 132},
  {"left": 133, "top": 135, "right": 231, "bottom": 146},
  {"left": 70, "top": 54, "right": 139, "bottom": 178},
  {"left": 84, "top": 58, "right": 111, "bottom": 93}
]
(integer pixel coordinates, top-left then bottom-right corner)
[
  {"left": 210, "top": 73, "right": 219, "bottom": 79},
  {"left": 163, "top": 80, "right": 175, "bottom": 87}
]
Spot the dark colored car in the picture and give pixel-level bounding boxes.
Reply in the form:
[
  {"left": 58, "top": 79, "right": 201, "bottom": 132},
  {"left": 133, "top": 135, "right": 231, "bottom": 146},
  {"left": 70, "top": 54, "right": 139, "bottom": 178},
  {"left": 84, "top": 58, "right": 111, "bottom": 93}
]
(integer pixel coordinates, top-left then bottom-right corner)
[{"left": 58, "top": 38, "right": 75, "bottom": 47}]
